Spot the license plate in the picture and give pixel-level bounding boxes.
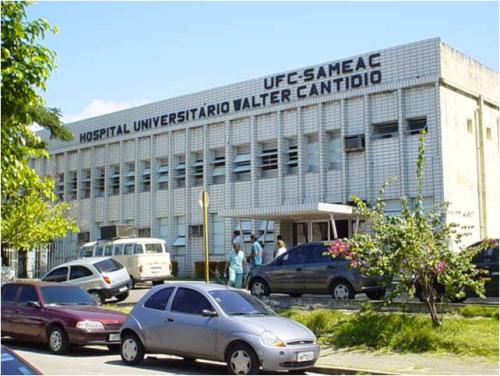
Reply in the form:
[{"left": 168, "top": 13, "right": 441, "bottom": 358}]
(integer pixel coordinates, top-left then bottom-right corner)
[
  {"left": 119, "top": 286, "right": 128, "bottom": 292},
  {"left": 109, "top": 333, "right": 120, "bottom": 342},
  {"left": 296, "top": 351, "right": 314, "bottom": 362}
]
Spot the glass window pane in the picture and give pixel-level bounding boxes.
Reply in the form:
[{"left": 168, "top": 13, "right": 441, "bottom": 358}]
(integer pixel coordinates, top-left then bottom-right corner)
[
  {"left": 144, "top": 287, "right": 174, "bottom": 310},
  {"left": 171, "top": 287, "right": 213, "bottom": 315}
]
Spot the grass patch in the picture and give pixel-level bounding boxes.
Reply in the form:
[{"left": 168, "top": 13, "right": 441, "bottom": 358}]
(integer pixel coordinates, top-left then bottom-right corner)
[
  {"left": 281, "top": 307, "right": 498, "bottom": 359},
  {"left": 457, "top": 305, "right": 499, "bottom": 319},
  {"left": 104, "top": 304, "right": 133, "bottom": 315}
]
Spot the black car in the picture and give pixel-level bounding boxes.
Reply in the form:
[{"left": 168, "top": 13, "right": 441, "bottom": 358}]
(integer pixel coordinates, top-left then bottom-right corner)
[{"left": 247, "top": 242, "right": 387, "bottom": 300}]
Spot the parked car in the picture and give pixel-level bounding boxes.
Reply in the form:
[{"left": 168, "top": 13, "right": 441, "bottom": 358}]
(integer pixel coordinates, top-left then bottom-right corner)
[
  {"left": 120, "top": 282, "right": 319, "bottom": 375},
  {"left": 41, "top": 257, "right": 131, "bottom": 305},
  {"left": 247, "top": 242, "right": 387, "bottom": 300},
  {"left": 415, "top": 238, "right": 499, "bottom": 302},
  {"left": 1, "top": 346, "right": 42, "bottom": 375},
  {"left": 80, "top": 238, "right": 171, "bottom": 288},
  {"left": 1, "top": 281, "right": 127, "bottom": 354}
]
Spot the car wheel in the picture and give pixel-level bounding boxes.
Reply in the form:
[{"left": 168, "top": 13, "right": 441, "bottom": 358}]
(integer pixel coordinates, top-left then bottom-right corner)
[
  {"left": 331, "top": 280, "right": 355, "bottom": 300},
  {"left": 89, "top": 290, "right": 104, "bottom": 305},
  {"left": 108, "top": 344, "right": 120, "bottom": 353},
  {"left": 115, "top": 292, "right": 129, "bottom": 302},
  {"left": 249, "top": 279, "right": 270, "bottom": 297},
  {"left": 130, "top": 276, "right": 136, "bottom": 289},
  {"left": 152, "top": 280, "right": 163, "bottom": 286},
  {"left": 48, "top": 326, "right": 70, "bottom": 354},
  {"left": 121, "top": 333, "right": 145, "bottom": 366},
  {"left": 366, "top": 290, "right": 385, "bottom": 300},
  {"left": 289, "top": 293, "right": 302, "bottom": 298},
  {"left": 226, "top": 343, "right": 260, "bottom": 375}
]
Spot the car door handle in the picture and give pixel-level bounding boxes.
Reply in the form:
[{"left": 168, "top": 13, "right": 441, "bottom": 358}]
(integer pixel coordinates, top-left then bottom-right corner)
[{"left": 166, "top": 318, "right": 174, "bottom": 322}]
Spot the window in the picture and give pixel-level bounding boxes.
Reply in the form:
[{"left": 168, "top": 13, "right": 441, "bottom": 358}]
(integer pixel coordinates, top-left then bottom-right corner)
[
  {"left": 171, "top": 288, "right": 213, "bottom": 315},
  {"left": 80, "top": 169, "right": 91, "bottom": 199},
  {"left": 70, "top": 266, "right": 93, "bottom": 280},
  {"left": 312, "top": 222, "right": 329, "bottom": 241},
  {"left": 233, "top": 145, "right": 251, "bottom": 182},
  {"left": 281, "top": 247, "right": 307, "bottom": 265},
  {"left": 80, "top": 246, "right": 93, "bottom": 257},
  {"left": 286, "top": 138, "right": 298, "bottom": 175},
  {"left": 144, "top": 287, "right": 174, "bottom": 310},
  {"left": 212, "top": 214, "right": 225, "bottom": 255},
  {"left": 94, "top": 167, "right": 105, "bottom": 198},
  {"left": 108, "top": 164, "right": 120, "bottom": 196},
  {"left": 43, "top": 267, "right": 68, "bottom": 282},
  {"left": 123, "top": 244, "right": 134, "bottom": 255},
  {"left": 156, "top": 157, "right": 168, "bottom": 190},
  {"left": 67, "top": 170, "right": 78, "bottom": 200},
  {"left": 344, "top": 135, "right": 365, "bottom": 152},
  {"left": 55, "top": 173, "right": 65, "bottom": 200},
  {"left": 94, "top": 259, "right": 123, "bottom": 273},
  {"left": 407, "top": 118, "right": 427, "bottom": 135},
  {"left": 18, "top": 286, "right": 38, "bottom": 304},
  {"left": 259, "top": 142, "right": 278, "bottom": 178},
  {"left": 258, "top": 220, "right": 274, "bottom": 243},
  {"left": 292, "top": 222, "right": 309, "bottom": 245},
  {"left": 141, "top": 160, "right": 151, "bottom": 192},
  {"left": 175, "top": 155, "right": 186, "bottom": 188},
  {"left": 104, "top": 245, "right": 113, "bottom": 256},
  {"left": 308, "top": 245, "right": 331, "bottom": 263},
  {"left": 125, "top": 162, "right": 135, "bottom": 194},
  {"left": 372, "top": 121, "right": 398, "bottom": 139},
  {"left": 307, "top": 134, "right": 319, "bottom": 172},
  {"left": 133, "top": 244, "right": 144, "bottom": 254},
  {"left": 2, "top": 285, "right": 19, "bottom": 303},
  {"left": 95, "top": 246, "right": 104, "bottom": 256},
  {"left": 191, "top": 152, "right": 203, "bottom": 187},
  {"left": 138, "top": 227, "right": 151, "bottom": 237},
  {"left": 211, "top": 148, "right": 225, "bottom": 184},
  {"left": 235, "top": 221, "right": 252, "bottom": 242},
  {"left": 145, "top": 243, "right": 163, "bottom": 253},
  {"left": 158, "top": 217, "right": 168, "bottom": 241},
  {"left": 41, "top": 286, "right": 95, "bottom": 306},
  {"left": 173, "top": 216, "right": 186, "bottom": 247},
  {"left": 113, "top": 244, "right": 123, "bottom": 255},
  {"left": 328, "top": 131, "right": 341, "bottom": 170}
]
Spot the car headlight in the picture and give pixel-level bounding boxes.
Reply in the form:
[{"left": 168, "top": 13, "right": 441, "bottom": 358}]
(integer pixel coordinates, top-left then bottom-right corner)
[
  {"left": 76, "top": 320, "right": 105, "bottom": 330},
  {"left": 261, "top": 331, "right": 286, "bottom": 347}
]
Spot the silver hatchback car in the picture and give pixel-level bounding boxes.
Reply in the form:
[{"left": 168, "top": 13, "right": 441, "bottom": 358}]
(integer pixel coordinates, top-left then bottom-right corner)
[
  {"left": 41, "top": 257, "right": 131, "bottom": 305},
  {"left": 120, "top": 282, "right": 319, "bottom": 374}
]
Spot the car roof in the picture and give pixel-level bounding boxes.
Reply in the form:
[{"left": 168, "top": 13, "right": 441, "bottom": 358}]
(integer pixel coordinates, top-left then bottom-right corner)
[
  {"left": 2, "top": 280, "right": 72, "bottom": 288},
  {"left": 52, "top": 257, "right": 113, "bottom": 268},
  {"left": 153, "top": 281, "right": 236, "bottom": 293},
  {"left": 81, "top": 238, "right": 165, "bottom": 247}
]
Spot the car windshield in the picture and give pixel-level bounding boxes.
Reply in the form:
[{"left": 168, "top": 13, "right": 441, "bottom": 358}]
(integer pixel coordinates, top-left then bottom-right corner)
[
  {"left": 41, "top": 286, "right": 96, "bottom": 306},
  {"left": 93, "top": 258, "right": 123, "bottom": 273},
  {"left": 209, "top": 290, "right": 274, "bottom": 316},
  {"left": 144, "top": 243, "right": 163, "bottom": 254}
]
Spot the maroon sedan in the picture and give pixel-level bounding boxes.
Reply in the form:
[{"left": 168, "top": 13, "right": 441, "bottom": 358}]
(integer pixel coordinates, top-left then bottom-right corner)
[{"left": 1, "top": 281, "right": 127, "bottom": 354}]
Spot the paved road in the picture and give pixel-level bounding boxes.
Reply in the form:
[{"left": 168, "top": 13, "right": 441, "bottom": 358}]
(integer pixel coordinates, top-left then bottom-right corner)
[{"left": 4, "top": 339, "right": 324, "bottom": 375}]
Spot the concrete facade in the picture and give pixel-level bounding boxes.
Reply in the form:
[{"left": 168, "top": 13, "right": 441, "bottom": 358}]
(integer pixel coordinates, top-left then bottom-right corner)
[{"left": 35, "top": 38, "right": 499, "bottom": 276}]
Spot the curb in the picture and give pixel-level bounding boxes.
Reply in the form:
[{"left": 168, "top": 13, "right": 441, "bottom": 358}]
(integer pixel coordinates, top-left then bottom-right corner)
[{"left": 311, "top": 365, "right": 398, "bottom": 375}]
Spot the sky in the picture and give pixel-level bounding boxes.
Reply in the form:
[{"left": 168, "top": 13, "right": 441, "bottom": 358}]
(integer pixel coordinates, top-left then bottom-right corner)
[{"left": 27, "top": 1, "right": 499, "bottom": 123}]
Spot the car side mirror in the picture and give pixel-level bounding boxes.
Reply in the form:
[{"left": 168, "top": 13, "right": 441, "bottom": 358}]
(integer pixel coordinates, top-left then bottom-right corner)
[
  {"left": 27, "top": 301, "right": 41, "bottom": 309},
  {"left": 202, "top": 309, "right": 218, "bottom": 317}
]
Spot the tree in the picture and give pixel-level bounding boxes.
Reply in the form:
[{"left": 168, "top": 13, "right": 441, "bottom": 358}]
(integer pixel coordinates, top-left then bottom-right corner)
[
  {"left": 1, "top": 1, "right": 78, "bottom": 251},
  {"left": 327, "top": 134, "right": 487, "bottom": 327}
]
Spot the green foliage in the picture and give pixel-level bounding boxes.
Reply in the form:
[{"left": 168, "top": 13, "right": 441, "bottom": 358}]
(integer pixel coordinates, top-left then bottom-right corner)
[
  {"left": 283, "top": 309, "right": 498, "bottom": 359},
  {"left": 1, "top": 1, "right": 77, "bottom": 250},
  {"left": 328, "top": 134, "right": 487, "bottom": 326},
  {"left": 458, "top": 305, "right": 499, "bottom": 319}
]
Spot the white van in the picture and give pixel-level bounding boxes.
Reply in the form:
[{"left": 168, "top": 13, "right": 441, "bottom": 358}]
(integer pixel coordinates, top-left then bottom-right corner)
[{"left": 80, "top": 238, "right": 171, "bottom": 287}]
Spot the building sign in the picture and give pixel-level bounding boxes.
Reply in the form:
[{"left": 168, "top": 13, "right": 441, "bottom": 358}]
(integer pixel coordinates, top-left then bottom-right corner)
[{"left": 79, "top": 53, "right": 382, "bottom": 143}]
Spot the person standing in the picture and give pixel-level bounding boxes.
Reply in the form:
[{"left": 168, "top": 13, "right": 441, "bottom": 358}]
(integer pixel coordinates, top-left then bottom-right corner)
[
  {"left": 225, "top": 243, "right": 244, "bottom": 288},
  {"left": 249, "top": 234, "right": 263, "bottom": 270},
  {"left": 275, "top": 239, "right": 287, "bottom": 258},
  {"left": 232, "top": 230, "right": 244, "bottom": 248}
]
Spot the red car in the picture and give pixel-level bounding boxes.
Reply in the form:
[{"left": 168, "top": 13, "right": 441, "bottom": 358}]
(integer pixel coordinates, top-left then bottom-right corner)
[{"left": 1, "top": 281, "right": 127, "bottom": 354}]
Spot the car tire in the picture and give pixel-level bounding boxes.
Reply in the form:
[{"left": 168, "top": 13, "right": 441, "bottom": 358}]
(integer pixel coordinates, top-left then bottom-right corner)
[
  {"left": 48, "top": 326, "right": 70, "bottom": 354},
  {"left": 366, "top": 290, "right": 385, "bottom": 300},
  {"left": 152, "top": 280, "right": 163, "bottom": 286},
  {"left": 249, "top": 279, "right": 270, "bottom": 297},
  {"left": 115, "top": 292, "right": 129, "bottom": 302},
  {"left": 108, "top": 344, "right": 120, "bottom": 353},
  {"left": 89, "top": 290, "right": 104, "bottom": 305},
  {"left": 121, "top": 333, "right": 145, "bottom": 366},
  {"left": 226, "top": 343, "right": 260, "bottom": 375},
  {"left": 331, "top": 280, "right": 355, "bottom": 300},
  {"left": 289, "top": 293, "right": 303, "bottom": 298},
  {"left": 130, "top": 276, "right": 136, "bottom": 289}
]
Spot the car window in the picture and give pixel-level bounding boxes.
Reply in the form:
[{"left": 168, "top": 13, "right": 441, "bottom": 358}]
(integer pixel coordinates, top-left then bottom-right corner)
[
  {"left": 1, "top": 285, "right": 19, "bottom": 303},
  {"left": 41, "top": 286, "right": 95, "bottom": 306},
  {"left": 43, "top": 267, "right": 68, "bottom": 282},
  {"left": 144, "top": 287, "right": 174, "bottom": 310},
  {"left": 95, "top": 246, "right": 104, "bottom": 256},
  {"left": 18, "top": 286, "right": 38, "bottom": 304},
  {"left": 104, "top": 246, "right": 113, "bottom": 256},
  {"left": 308, "top": 245, "right": 331, "bottom": 263},
  {"left": 144, "top": 243, "right": 163, "bottom": 254},
  {"left": 70, "top": 266, "right": 93, "bottom": 280},
  {"left": 94, "top": 259, "right": 123, "bottom": 273},
  {"left": 281, "top": 247, "right": 307, "bottom": 265},
  {"left": 171, "top": 288, "right": 213, "bottom": 315},
  {"left": 134, "top": 244, "right": 144, "bottom": 254},
  {"left": 113, "top": 245, "right": 123, "bottom": 256},
  {"left": 123, "top": 244, "right": 134, "bottom": 255},
  {"left": 209, "top": 290, "right": 274, "bottom": 316},
  {"left": 81, "top": 246, "right": 94, "bottom": 257}
]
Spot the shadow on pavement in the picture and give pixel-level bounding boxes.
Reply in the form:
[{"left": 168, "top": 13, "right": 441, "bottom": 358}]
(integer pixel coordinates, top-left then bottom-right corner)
[{"left": 3, "top": 338, "right": 111, "bottom": 357}]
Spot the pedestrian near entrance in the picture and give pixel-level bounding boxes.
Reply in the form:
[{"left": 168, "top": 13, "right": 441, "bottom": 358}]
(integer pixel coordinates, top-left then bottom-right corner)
[
  {"left": 275, "top": 239, "right": 287, "bottom": 258},
  {"left": 250, "top": 234, "right": 263, "bottom": 270},
  {"left": 232, "top": 230, "right": 244, "bottom": 248},
  {"left": 225, "top": 243, "right": 244, "bottom": 288}
]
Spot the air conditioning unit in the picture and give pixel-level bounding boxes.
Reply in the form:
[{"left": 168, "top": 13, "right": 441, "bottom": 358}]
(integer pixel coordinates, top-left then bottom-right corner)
[
  {"left": 100, "top": 225, "right": 137, "bottom": 240},
  {"left": 344, "top": 135, "right": 365, "bottom": 152},
  {"left": 77, "top": 232, "right": 90, "bottom": 244},
  {"left": 189, "top": 225, "right": 204, "bottom": 237}
]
